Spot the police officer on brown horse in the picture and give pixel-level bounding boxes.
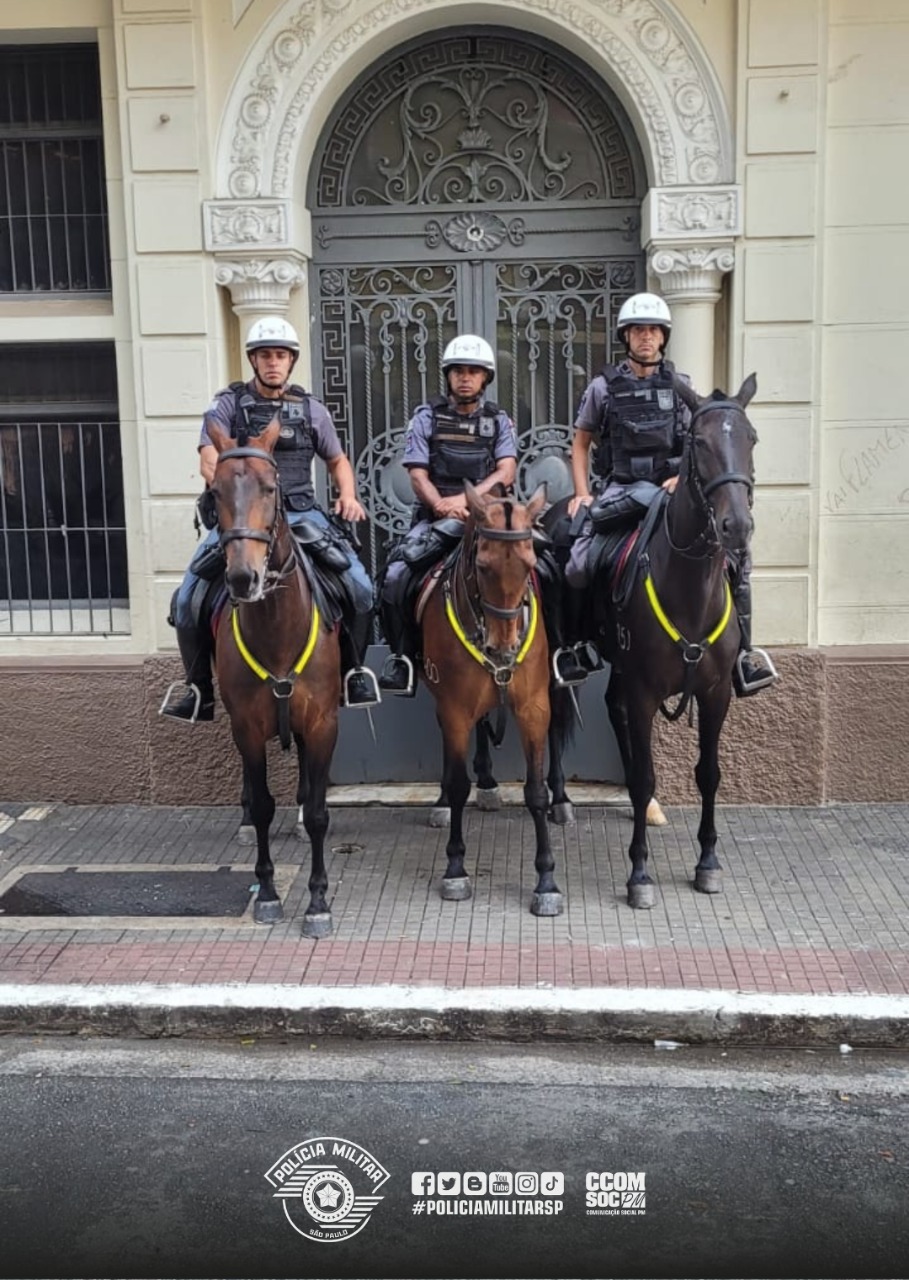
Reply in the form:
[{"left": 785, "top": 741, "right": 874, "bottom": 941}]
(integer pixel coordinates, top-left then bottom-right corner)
[
  {"left": 161, "top": 316, "right": 380, "bottom": 722},
  {"left": 559, "top": 291, "right": 776, "bottom": 696},
  {"left": 377, "top": 334, "right": 518, "bottom": 696}
]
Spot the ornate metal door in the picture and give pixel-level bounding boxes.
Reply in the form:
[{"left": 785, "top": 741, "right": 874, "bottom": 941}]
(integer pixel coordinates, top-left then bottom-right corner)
[
  {"left": 309, "top": 29, "right": 645, "bottom": 782},
  {"left": 310, "top": 30, "right": 646, "bottom": 576}
]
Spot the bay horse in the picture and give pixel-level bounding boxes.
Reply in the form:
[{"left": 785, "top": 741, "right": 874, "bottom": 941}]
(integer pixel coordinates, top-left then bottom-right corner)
[
  {"left": 418, "top": 481, "right": 561, "bottom": 915},
  {"left": 208, "top": 418, "right": 341, "bottom": 937},
  {"left": 546, "top": 374, "right": 759, "bottom": 908}
]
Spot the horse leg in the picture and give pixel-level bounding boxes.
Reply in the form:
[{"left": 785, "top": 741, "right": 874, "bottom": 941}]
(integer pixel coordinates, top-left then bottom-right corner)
[
  {"left": 473, "top": 718, "right": 500, "bottom": 811},
  {"left": 615, "top": 680, "right": 657, "bottom": 910},
  {"left": 438, "top": 718, "right": 473, "bottom": 901},
  {"left": 243, "top": 750, "right": 282, "bottom": 924},
  {"left": 237, "top": 763, "right": 256, "bottom": 846},
  {"left": 519, "top": 710, "right": 562, "bottom": 916},
  {"left": 429, "top": 779, "right": 451, "bottom": 829},
  {"left": 294, "top": 736, "right": 310, "bottom": 841},
  {"left": 546, "top": 685, "right": 575, "bottom": 825},
  {"left": 692, "top": 688, "right": 730, "bottom": 895},
  {"left": 606, "top": 669, "right": 666, "bottom": 828},
  {"left": 298, "top": 728, "right": 334, "bottom": 938}
]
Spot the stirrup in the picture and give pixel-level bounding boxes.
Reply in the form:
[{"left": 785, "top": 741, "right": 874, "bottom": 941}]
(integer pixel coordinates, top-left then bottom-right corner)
[
  {"left": 733, "top": 647, "right": 779, "bottom": 697},
  {"left": 552, "top": 646, "right": 587, "bottom": 688},
  {"left": 343, "top": 666, "right": 382, "bottom": 709},
  {"left": 378, "top": 654, "right": 416, "bottom": 697},
  {"left": 158, "top": 681, "right": 213, "bottom": 723}
]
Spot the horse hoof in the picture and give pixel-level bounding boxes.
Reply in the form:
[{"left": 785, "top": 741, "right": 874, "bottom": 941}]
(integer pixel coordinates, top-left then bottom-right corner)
[
  {"left": 238, "top": 824, "right": 256, "bottom": 846},
  {"left": 531, "top": 891, "right": 564, "bottom": 917},
  {"left": 429, "top": 807, "right": 451, "bottom": 829},
  {"left": 254, "top": 897, "right": 284, "bottom": 924},
  {"left": 549, "top": 802, "right": 575, "bottom": 826},
  {"left": 440, "top": 876, "right": 472, "bottom": 901},
  {"left": 301, "top": 911, "right": 333, "bottom": 940},
  {"left": 627, "top": 882, "right": 656, "bottom": 910},
  {"left": 475, "top": 786, "right": 500, "bottom": 812},
  {"left": 646, "top": 799, "right": 668, "bottom": 827},
  {"left": 694, "top": 868, "right": 723, "bottom": 894}
]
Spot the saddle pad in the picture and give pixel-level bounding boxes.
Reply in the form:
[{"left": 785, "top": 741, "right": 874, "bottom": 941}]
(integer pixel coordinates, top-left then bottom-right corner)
[{"left": 612, "top": 528, "right": 641, "bottom": 590}]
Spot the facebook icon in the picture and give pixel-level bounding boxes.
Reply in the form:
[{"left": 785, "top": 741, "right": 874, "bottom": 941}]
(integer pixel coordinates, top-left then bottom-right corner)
[{"left": 411, "top": 1172, "right": 435, "bottom": 1195}]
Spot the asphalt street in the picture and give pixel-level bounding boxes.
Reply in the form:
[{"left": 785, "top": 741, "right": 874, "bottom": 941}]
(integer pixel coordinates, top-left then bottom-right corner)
[{"left": 1, "top": 1036, "right": 908, "bottom": 1280}]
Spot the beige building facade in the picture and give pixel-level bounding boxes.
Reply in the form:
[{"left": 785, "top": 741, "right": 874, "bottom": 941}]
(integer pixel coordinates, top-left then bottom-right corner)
[{"left": 1, "top": 0, "right": 907, "bottom": 803}]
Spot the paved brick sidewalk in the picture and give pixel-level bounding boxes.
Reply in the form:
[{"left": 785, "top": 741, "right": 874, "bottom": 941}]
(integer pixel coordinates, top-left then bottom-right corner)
[{"left": 1, "top": 796, "right": 908, "bottom": 1001}]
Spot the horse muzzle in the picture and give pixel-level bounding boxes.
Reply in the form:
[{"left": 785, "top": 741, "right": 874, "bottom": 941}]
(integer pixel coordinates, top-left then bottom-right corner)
[{"left": 226, "top": 565, "right": 266, "bottom": 603}]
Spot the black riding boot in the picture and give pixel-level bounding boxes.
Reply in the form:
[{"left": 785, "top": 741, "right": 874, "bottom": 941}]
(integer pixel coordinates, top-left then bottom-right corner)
[
  {"left": 377, "top": 588, "right": 417, "bottom": 697},
  {"left": 159, "top": 622, "right": 215, "bottom": 723},
  {"left": 340, "top": 610, "right": 381, "bottom": 709},
  {"left": 732, "top": 581, "right": 778, "bottom": 697},
  {"left": 537, "top": 557, "right": 588, "bottom": 687}
]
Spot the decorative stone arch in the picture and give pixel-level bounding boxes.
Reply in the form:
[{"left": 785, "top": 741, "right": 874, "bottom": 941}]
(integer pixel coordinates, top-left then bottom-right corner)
[{"left": 204, "top": 0, "right": 741, "bottom": 390}]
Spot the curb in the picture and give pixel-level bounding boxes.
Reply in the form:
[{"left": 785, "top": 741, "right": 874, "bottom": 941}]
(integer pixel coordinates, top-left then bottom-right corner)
[{"left": 3, "top": 984, "right": 909, "bottom": 1047}]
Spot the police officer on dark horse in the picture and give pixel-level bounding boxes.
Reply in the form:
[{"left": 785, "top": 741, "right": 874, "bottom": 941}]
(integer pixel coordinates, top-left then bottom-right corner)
[
  {"left": 545, "top": 291, "right": 777, "bottom": 697},
  {"left": 160, "top": 316, "right": 380, "bottom": 723},
  {"left": 377, "top": 334, "right": 519, "bottom": 695}
]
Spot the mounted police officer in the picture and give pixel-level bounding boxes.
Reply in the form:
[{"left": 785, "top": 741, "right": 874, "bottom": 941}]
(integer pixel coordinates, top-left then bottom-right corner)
[
  {"left": 160, "top": 316, "right": 380, "bottom": 723},
  {"left": 377, "top": 334, "right": 518, "bottom": 696},
  {"left": 561, "top": 291, "right": 776, "bottom": 696}
]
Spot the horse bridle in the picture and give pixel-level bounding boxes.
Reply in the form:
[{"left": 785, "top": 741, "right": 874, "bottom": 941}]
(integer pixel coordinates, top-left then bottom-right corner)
[
  {"left": 670, "top": 399, "right": 755, "bottom": 557},
  {"left": 471, "top": 522, "right": 535, "bottom": 620},
  {"left": 214, "top": 445, "right": 297, "bottom": 587}
]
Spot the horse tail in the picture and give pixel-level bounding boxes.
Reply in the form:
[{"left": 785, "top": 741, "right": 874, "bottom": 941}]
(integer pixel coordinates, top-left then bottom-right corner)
[{"left": 549, "top": 682, "right": 577, "bottom": 754}]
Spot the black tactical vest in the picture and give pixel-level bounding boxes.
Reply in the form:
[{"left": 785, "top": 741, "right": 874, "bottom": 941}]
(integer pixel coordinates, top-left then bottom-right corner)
[
  {"left": 229, "top": 382, "right": 316, "bottom": 511},
  {"left": 427, "top": 396, "right": 499, "bottom": 497},
  {"left": 596, "top": 362, "right": 679, "bottom": 483}
]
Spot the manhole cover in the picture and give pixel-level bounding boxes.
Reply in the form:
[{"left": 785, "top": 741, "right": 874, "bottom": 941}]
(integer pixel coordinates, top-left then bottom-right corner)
[{"left": 0, "top": 869, "right": 255, "bottom": 918}]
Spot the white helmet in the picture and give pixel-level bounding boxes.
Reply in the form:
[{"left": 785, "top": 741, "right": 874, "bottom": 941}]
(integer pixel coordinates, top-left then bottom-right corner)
[
  {"left": 245, "top": 316, "right": 300, "bottom": 355},
  {"left": 442, "top": 334, "right": 496, "bottom": 384},
  {"left": 616, "top": 292, "right": 672, "bottom": 343}
]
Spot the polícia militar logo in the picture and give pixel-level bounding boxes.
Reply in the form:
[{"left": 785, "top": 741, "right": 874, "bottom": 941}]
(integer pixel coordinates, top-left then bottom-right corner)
[{"left": 265, "top": 1136, "right": 390, "bottom": 1243}]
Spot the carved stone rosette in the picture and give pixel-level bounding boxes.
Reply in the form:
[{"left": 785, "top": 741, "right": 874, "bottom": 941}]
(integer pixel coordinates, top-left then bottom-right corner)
[{"left": 213, "top": 254, "right": 307, "bottom": 317}]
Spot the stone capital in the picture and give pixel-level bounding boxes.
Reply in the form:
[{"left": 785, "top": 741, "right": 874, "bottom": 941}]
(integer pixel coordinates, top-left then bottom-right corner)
[
  {"left": 647, "top": 241, "right": 735, "bottom": 305},
  {"left": 213, "top": 253, "right": 308, "bottom": 316}
]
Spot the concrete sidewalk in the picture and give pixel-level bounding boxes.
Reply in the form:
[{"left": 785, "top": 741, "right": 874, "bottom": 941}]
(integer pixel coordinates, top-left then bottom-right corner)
[{"left": 1, "top": 792, "right": 908, "bottom": 1045}]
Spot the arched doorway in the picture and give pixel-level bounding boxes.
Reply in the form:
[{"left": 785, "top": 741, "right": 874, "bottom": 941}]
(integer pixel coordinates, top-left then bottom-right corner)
[
  {"left": 308, "top": 27, "right": 647, "bottom": 579},
  {"left": 309, "top": 27, "right": 646, "bottom": 783}
]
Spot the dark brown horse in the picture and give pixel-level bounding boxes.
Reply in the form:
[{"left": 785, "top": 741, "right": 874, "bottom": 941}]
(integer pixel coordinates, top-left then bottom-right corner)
[
  {"left": 418, "top": 481, "right": 561, "bottom": 915},
  {"left": 208, "top": 419, "right": 341, "bottom": 937},
  {"left": 546, "top": 375, "right": 759, "bottom": 908}
]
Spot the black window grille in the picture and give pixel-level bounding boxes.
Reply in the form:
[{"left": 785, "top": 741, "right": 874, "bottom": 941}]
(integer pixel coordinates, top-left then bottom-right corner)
[
  {"left": 0, "top": 44, "right": 111, "bottom": 293},
  {"left": 0, "top": 343, "right": 128, "bottom": 634}
]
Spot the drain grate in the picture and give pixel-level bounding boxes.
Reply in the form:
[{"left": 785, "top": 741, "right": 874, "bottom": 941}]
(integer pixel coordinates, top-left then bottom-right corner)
[{"left": 0, "top": 868, "right": 255, "bottom": 918}]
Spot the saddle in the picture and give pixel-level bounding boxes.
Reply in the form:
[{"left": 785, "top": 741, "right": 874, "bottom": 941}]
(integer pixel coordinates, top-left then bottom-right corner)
[{"left": 588, "top": 488, "right": 668, "bottom": 612}]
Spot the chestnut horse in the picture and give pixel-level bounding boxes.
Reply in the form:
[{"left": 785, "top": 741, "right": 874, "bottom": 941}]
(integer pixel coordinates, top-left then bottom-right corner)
[
  {"left": 208, "top": 419, "right": 341, "bottom": 937},
  {"left": 546, "top": 375, "right": 759, "bottom": 908},
  {"left": 419, "top": 481, "right": 561, "bottom": 915}
]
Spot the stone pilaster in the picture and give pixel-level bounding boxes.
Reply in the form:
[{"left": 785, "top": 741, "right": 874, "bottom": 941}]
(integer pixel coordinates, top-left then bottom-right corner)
[{"left": 642, "top": 186, "right": 740, "bottom": 392}]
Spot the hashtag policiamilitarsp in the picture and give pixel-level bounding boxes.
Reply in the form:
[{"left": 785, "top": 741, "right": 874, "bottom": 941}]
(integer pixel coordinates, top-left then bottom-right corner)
[{"left": 413, "top": 1200, "right": 564, "bottom": 1216}]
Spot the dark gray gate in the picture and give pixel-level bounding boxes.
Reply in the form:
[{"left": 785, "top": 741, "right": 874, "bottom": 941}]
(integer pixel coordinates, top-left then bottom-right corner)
[{"left": 308, "top": 29, "right": 646, "bottom": 783}]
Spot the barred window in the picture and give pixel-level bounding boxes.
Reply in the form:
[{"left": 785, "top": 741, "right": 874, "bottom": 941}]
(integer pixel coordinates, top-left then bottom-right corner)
[
  {"left": 0, "top": 44, "right": 111, "bottom": 293},
  {"left": 0, "top": 343, "right": 128, "bottom": 635}
]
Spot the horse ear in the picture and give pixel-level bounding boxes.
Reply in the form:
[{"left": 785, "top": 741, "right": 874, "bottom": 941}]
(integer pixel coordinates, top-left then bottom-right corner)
[
  {"left": 525, "top": 483, "right": 547, "bottom": 523},
  {"left": 736, "top": 372, "right": 758, "bottom": 409},
  {"left": 672, "top": 375, "right": 702, "bottom": 416},
  {"left": 258, "top": 417, "right": 282, "bottom": 453},
  {"left": 208, "top": 421, "right": 232, "bottom": 454},
  {"left": 464, "top": 479, "right": 485, "bottom": 521}
]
